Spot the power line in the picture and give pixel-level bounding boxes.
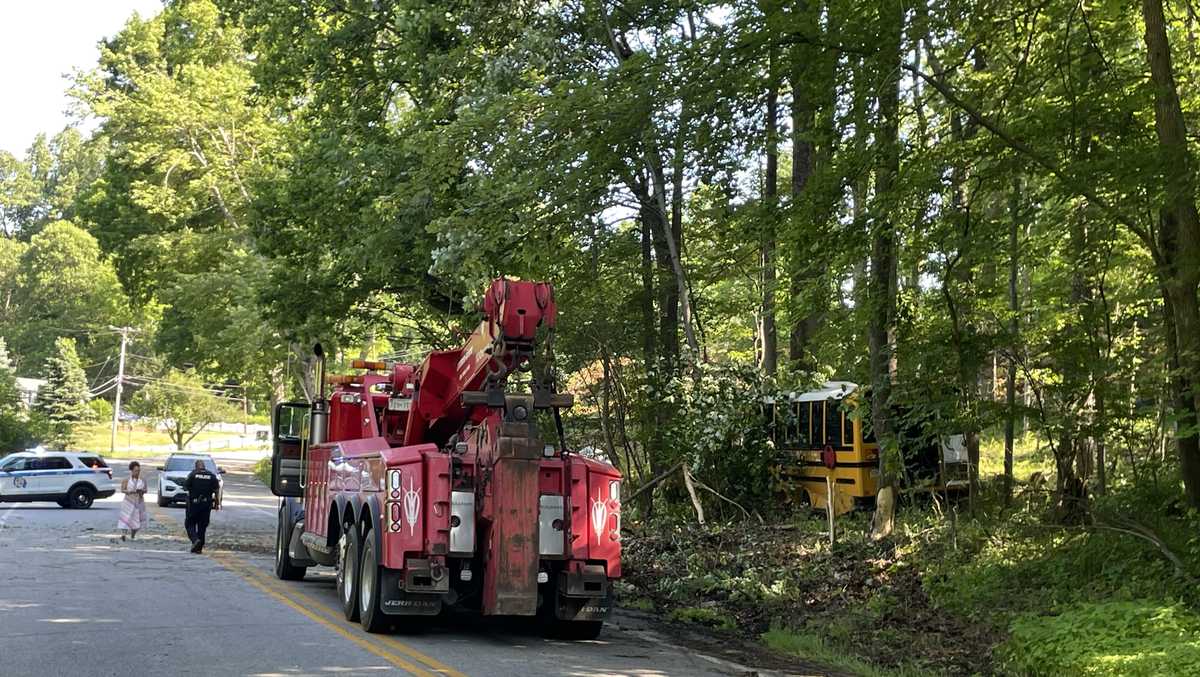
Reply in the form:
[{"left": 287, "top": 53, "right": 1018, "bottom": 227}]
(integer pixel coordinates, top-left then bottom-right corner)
[
  {"left": 124, "top": 375, "right": 261, "bottom": 403},
  {"left": 87, "top": 355, "right": 113, "bottom": 388},
  {"left": 89, "top": 379, "right": 120, "bottom": 398}
]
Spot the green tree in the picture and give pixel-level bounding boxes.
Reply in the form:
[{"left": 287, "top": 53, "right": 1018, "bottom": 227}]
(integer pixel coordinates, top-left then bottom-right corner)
[
  {"left": 74, "top": 0, "right": 290, "bottom": 402},
  {"left": 7, "top": 220, "right": 131, "bottom": 371},
  {"left": 131, "top": 369, "right": 236, "bottom": 451},
  {"left": 35, "top": 337, "right": 94, "bottom": 447},
  {"left": 0, "top": 129, "right": 103, "bottom": 238},
  {"left": 0, "top": 337, "right": 32, "bottom": 450},
  {"left": 0, "top": 337, "right": 21, "bottom": 414}
]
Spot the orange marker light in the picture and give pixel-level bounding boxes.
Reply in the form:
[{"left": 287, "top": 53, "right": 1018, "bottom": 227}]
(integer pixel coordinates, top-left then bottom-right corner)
[{"left": 351, "top": 359, "right": 387, "bottom": 371}]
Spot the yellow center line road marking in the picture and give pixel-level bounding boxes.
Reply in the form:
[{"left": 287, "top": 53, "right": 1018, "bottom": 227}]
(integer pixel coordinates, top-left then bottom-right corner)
[
  {"left": 217, "top": 553, "right": 469, "bottom": 677},
  {"left": 149, "top": 501, "right": 468, "bottom": 677},
  {"left": 214, "top": 555, "right": 437, "bottom": 677}
]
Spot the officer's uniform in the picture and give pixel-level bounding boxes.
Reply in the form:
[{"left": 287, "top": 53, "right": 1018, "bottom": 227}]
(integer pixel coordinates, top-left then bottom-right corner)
[{"left": 182, "top": 467, "right": 220, "bottom": 554}]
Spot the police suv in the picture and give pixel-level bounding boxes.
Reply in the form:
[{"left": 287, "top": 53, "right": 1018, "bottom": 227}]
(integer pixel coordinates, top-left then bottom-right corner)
[
  {"left": 156, "top": 453, "right": 225, "bottom": 508},
  {"left": 0, "top": 451, "right": 118, "bottom": 509}
]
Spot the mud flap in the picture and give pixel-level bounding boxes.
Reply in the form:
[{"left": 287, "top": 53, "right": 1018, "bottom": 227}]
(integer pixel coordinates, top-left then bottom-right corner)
[
  {"left": 555, "top": 589, "right": 613, "bottom": 622},
  {"left": 555, "top": 566, "right": 612, "bottom": 621},
  {"left": 380, "top": 568, "right": 442, "bottom": 616}
]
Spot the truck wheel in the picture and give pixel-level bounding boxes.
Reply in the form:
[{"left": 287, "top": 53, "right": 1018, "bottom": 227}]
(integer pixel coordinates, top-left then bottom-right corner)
[
  {"left": 358, "top": 530, "right": 388, "bottom": 633},
  {"left": 275, "top": 504, "right": 307, "bottom": 581},
  {"left": 337, "top": 526, "right": 362, "bottom": 622},
  {"left": 157, "top": 494, "right": 168, "bottom": 508},
  {"left": 67, "top": 485, "right": 95, "bottom": 509}
]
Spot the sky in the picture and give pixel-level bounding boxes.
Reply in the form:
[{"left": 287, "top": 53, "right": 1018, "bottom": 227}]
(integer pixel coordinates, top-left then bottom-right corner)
[{"left": 0, "top": 0, "right": 163, "bottom": 156}]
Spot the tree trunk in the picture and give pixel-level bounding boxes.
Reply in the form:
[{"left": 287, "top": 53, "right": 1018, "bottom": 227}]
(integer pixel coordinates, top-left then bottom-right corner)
[
  {"left": 640, "top": 212, "right": 657, "bottom": 367},
  {"left": 868, "top": 0, "right": 903, "bottom": 540},
  {"left": 649, "top": 208, "right": 680, "bottom": 373},
  {"left": 787, "top": 16, "right": 820, "bottom": 370},
  {"left": 1163, "top": 288, "right": 1200, "bottom": 505},
  {"left": 1096, "top": 386, "right": 1107, "bottom": 495},
  {"left": 290, "top": 342, "right": 318, "bottom": 403},
  {"left": 600, "top": 349, "right": 620, "bottom": 472},
  {"left": 1005, "top": 182, "right": 1021, "bottom": 505},
  {"left": 1143, "top": 0, "right": 1200, "bottom": 507},
  {"left": 761, "top": 49, "right": 780, "bottom": 376}
]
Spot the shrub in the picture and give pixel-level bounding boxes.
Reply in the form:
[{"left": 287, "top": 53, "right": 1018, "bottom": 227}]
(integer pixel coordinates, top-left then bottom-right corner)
[
  {"left": 253, "top": 457, "right": 271, "bottom": 487},
  {"left": 999, "top": 601, "right": 1200, "bottom": 676},
  {"left": 668, "top": 606, "right": 735, "bottom": 630},
  {"left": 655, "top": 362, "right": 777, "bottom": 512},
  {"left": 89, "top": 398, "right": 114, "bottom": 422}
]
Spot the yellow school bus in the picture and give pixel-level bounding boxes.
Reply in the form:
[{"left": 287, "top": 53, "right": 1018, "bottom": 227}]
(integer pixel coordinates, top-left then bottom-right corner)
[
  {"left": 766, "top": 381, "right": 879, "bottom": 516},
  {"left": 767, "top": 381, "right": 971, "bottom": 515}
]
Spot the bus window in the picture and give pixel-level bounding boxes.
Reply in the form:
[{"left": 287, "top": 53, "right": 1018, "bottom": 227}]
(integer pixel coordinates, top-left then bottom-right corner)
[
  {"left": 763, "top": 402, "right": 777, "bottom": 443},
  {"left": 843, "top": 409, "right": 855, "bottom": 447},
  {"left": 798, "top": 402, "right": 811, "bottom": 448},
  {"left": 810, "top": 402, "right": 823, "bottom": 447},
  {"left": 825, "top": 401, "right": 842, "bottom": 448},
  {"left": 784, "top": 402, "right": 798, "bottom": 444}
]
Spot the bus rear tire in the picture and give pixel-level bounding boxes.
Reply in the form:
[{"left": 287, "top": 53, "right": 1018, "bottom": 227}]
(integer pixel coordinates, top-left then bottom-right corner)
[{"left": 337, "top": 526, "right": 362, "bottom": 622}]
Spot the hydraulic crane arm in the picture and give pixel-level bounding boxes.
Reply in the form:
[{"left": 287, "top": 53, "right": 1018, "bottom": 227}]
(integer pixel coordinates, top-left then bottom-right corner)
[{"left": 403, "top": 279, "right": 561, "bottom": 445}]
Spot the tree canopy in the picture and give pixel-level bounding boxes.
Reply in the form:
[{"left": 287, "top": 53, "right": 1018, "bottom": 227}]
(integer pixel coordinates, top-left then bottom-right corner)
[
  {"left": 131, "top": 368, "right": 239, "bottom": 451},
  {"left": 1, "top": 0, "right": 1199, "bottom": 672}
]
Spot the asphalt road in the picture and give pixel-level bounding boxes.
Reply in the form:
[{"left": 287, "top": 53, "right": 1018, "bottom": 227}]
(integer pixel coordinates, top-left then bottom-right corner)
[{"left": 0, "top": 466, "right": 773, "bottom": 677}]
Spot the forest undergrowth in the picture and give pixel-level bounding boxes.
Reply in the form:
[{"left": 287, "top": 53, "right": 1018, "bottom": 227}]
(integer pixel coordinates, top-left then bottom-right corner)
[{"left": 623, "top": 477, "right": 1200, "bottom": 676}]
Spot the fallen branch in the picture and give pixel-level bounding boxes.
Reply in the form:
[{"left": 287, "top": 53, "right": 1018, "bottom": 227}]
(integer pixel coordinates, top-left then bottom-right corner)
[
  {"left": 625, "top": 461, "right": 684, "bottom": 504},
  {"left": 681, "top": 465, "right": 706, "bottom": 525},
  {"left": 1030, "top": 520, "right": 1197, "bottom": 584},
  {"left": 1095, "top": 517, "right": 1197, "bottom": 584},
  {"left": 691, "top": 476, "right": 763, "bottom": 524}
]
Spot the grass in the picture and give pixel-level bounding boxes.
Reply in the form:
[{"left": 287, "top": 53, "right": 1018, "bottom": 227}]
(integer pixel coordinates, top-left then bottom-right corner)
[
  {"left": 623, "top": 597, "right": 655, "bottom": 612},
  {"left": 763, "top": 628, "right": 927, "bottom": 677},
  {"left": 668, "top": 606, "right": 736, "bottom": 630},
  {"left": 978, "top": 430, "right": 1053, "bottom": 481},
  {"left": 66, "top": 422, "right": 248, "bottom": 454}
]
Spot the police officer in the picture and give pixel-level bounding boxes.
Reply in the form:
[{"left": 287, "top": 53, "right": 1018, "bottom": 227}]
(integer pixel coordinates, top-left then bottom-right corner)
[{"left": 181, "top": 460, "right": 220, "bottom": 554}]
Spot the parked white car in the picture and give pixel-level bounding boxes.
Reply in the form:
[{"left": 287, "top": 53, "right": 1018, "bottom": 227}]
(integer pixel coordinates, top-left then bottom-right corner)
[
  {"left": 0, "top": 451, "right": 118, "bottom": 509},
  {"left": 157, "top": 453, "right": 225, "bottom": 508}
]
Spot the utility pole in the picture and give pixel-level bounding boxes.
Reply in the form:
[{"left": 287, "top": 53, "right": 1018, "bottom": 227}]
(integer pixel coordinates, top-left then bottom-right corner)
[{"left": 109, "top": 326, "right": 135, "bottom": 454}]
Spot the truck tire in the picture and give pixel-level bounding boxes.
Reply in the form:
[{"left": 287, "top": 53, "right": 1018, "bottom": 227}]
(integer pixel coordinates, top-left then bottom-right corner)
[
  {"left": 157, "top": 494, "right": 169, "bottom": 508},
  {"left": 337, "top": 525, "right": 362, "bottom": 622},
  {"left": 275, "top": 504, "right": 307, "bottom": 581},
  {"left": 546, "top": 619, "right": 603, "bottom": 641},
  {"left": 357, "top": 529, "right": 388, "bottom": 633},
  {"left": 67, "top": 484, "right": 95, "bottom": 509}
]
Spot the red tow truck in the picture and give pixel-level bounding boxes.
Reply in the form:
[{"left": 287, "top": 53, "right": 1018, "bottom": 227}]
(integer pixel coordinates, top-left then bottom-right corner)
[{"left": 269, "top": 279, "right": 621, "bottom": 638}]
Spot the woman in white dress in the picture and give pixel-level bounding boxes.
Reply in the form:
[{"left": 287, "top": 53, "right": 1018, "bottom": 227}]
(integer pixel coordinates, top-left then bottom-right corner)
[{"left": 118, "top": 461, "right": 148, "bottom": 541}]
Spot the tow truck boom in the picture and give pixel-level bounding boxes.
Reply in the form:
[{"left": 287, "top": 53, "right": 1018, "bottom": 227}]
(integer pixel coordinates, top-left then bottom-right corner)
[{"left": 269, "top": 279, "right": 620, "bottom": 639}]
